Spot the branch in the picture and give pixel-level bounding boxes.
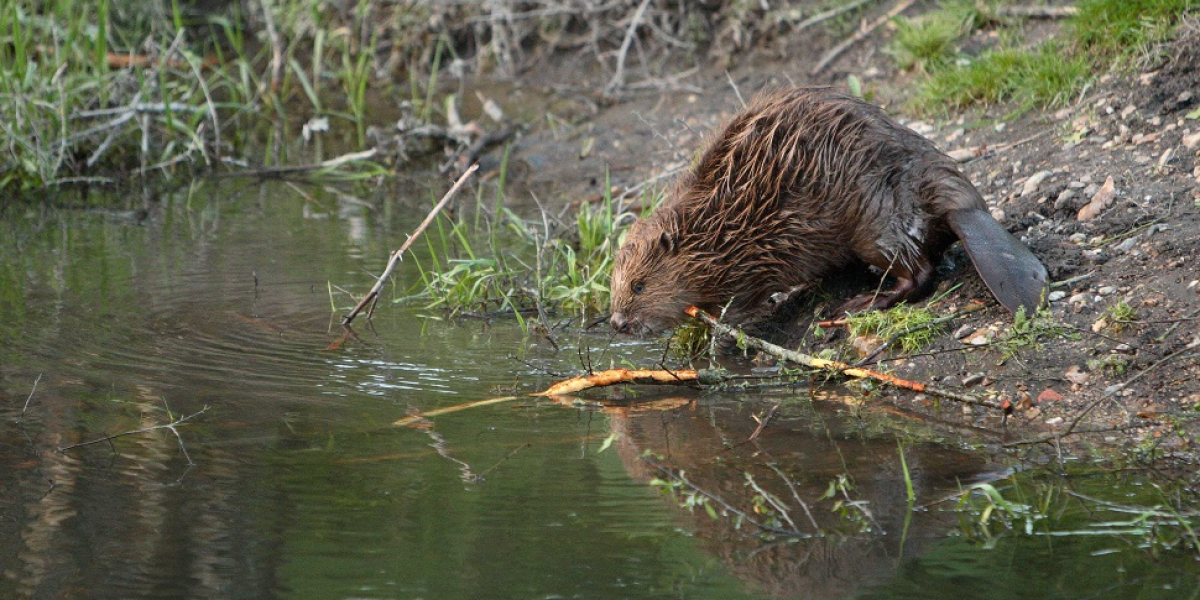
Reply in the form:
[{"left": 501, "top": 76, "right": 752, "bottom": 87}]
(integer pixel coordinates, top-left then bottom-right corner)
[
  {"left": 811, "top": 0, "right": 917, "bottom": 75},
  {"left": 605, "top": 0, "right": 653, "bottom": 94},
  {"left": 685, "top": 306, "right": 1002, "bottom": 410},
  {"left": 342, "top": 163, "right": 479, "bottom": 324}
]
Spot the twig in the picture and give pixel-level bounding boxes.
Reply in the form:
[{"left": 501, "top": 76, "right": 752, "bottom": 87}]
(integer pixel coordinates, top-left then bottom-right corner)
[
  {"left": 21, "top": 374, "right": 42, "bottom": 417},
  {"left": 793, "top": 0, "right": 878, "bottom": 31},
  {"left": 222, "top": 148, "right": 380, "bottom": 179},
  {"left": 685, "top": 306, "right": 1002, "bottom": 410},
  {"left": 605, "top": 0, "right": 653, "bottom": 94},
  {"left": 996, "top": 5, "right": 1079, "bottom": 18},
  {"left": 946, "top": 131, "right": 1049, "bottom": 162},
  {"left": 342, "top": 163, "right": 478, "bottom": 324},
  {"left": 58, "top": 406, "right": 210, "bottom": 464},
  {"left": 811, "top": 0, "right": 917, "bottom": 75}
]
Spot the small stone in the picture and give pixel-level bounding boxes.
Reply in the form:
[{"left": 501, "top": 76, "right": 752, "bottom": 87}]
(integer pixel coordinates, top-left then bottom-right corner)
[
  {"left": 1069, "top": 232, "right": 1088, "bottom": 243},
  {"left": 1114, "top": 344, "right": 1135, "bottom": 355},
  {"left": 1048, "top": 290, "right": 1067, "bottom": 302},
  {"left": 1078, "top": 176, "right": 1116, "bottom": 221},
  {"left": 953, "top": 324, "right": 974, "bottom": 340},
  {"left": 965, "top": 328, "right": 995, "bottom": 346},
  {"left": 962, "top": 373, "right": 986, "bottom": 387},
  {"left": 1114, "top": 237, "right": 1139, "bottom": 253},
  {"left": 1046, "top": 417, "right": 1064, "bottom": 426},
  {"left": 1022, "top": 170, "right": 1053, "bottom": 197},
  {"left": 940, "top": 376, "right": 961, "bottom": 388},
  {"left": 1158, "top": 147, "right": 1176, "bottom": 169},
  {"left": 1120, "top": 104, "right": 1138, "bottom": 119},
  {"left": 1037, "top": 388, "right": 1064, "bottom": 403},
  {"left": 1183, "top": 131, "right": 1200, "bottom": 149},
  {"left": 1098, "top": 285, "right": 1117, "bottom": 295},
  {"left": 1068, "top": 292, "right": 1090, "bottom": 305}
]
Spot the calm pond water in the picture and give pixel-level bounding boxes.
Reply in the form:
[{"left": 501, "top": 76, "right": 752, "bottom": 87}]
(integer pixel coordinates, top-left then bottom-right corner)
[{"left": 1, "top": 180, "right": 1197, "bottom": 600}]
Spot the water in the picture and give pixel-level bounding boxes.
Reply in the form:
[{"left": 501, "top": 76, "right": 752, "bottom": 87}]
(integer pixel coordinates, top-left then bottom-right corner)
[{"left": 1, "top": 181, "right": 1197, "bottom": 600}]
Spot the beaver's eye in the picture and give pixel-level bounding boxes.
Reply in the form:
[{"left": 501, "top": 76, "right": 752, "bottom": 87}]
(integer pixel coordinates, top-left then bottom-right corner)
[{"left": 632, "top": 281, "right": 645, "bottom": 294}]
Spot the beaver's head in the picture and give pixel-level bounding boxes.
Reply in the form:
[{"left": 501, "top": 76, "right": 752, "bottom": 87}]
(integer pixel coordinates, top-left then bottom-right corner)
[{"left": 608, "top": 216, "right": 704, "bottom": 336}]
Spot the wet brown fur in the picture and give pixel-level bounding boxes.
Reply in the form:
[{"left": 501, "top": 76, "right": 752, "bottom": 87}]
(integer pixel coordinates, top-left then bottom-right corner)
[{"left": 610, "top": 87, "right": 1044, "bottom": 336}]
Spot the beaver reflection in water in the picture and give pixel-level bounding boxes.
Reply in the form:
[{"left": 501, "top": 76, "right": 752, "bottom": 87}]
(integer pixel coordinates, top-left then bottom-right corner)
[{"left": 610, "top": 87, "right": 1048, "bottom": 336}]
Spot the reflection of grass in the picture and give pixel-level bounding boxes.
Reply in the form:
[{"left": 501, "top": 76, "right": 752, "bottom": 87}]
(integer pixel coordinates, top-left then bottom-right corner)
[{"left": 956, "top": 477, "right": 1200, "bottom": 554}]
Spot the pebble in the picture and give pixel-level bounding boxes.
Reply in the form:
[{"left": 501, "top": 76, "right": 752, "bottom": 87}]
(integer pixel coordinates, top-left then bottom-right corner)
[
  {"left": 1022, "top": 170, "right": 1053, "bottom": 197},
  {"left": 1114, "top": 237, "right": 1139, "bottom": 253},
  {"left": 1098, "top": 285, "right": 1117, "bottom": 295},
  {"left": 962, "top": 373, "right": 986, "bottom": 387},
  {"left": 1048, "top": 290, "right": 1067, "bottom": 302},
  {"left": 1069, "top": 232, "right": 1088, "bottom": 243},
  {"left": 1158, "top": 147, "right": 1175, "bottom": 169},
  {"left": 1183, "top": 131, "right": 1200, "bottom": 149},
  {"left": 1068, "top": 292, "right": 1091, "bottom": 305},
  {"left": 953, "top": 324, "right": 974, "bottom": 340},
  {"left": 1046, "top": 417, "right": 1064, "bottom": 426}
]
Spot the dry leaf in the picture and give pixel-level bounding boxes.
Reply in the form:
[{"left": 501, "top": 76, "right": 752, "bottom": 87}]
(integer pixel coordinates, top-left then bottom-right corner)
[{"left": 1064, "top": 365, "right": 1090, "bottom": 386}]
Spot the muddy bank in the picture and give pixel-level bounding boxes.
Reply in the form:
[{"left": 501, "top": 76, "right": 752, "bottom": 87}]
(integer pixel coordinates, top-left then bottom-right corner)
[{"left": 448, "top": 15, "right": 1200, "bottom": 463}]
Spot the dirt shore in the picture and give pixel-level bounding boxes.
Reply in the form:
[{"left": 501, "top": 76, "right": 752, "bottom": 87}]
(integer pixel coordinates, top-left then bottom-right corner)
[{"left": 467, "top": 15, "right": 1200, "bottom": 457}]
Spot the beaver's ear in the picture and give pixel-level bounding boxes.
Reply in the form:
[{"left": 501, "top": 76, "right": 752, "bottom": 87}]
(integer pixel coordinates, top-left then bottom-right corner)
[{"left": 657, "top": 231, "right": 676, "bottom": 254}]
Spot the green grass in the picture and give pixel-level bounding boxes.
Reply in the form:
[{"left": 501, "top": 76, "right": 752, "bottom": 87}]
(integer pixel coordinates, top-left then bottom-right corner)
[
  {"left": 888, "top": 1, "right": 981, "bottom": 73},
  {"left": 843, "top": 302, "right": 944, "bottom": 354},
  {"left": 406, "top": 177, "right": 658, "bottom": 325},
  {"left": 907, "top": 0, "right": 1194, "bottom": 113}
]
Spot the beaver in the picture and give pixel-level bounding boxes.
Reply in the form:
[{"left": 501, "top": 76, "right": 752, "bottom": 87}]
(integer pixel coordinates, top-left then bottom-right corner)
[{"left": 609, "top": 87, "right": 1048, "bottom": 336}]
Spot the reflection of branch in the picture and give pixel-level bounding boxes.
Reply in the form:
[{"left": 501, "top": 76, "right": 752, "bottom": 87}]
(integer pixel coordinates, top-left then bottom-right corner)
[
  {"left": 766, "top": 462, "right": 822, "bottom": 534},
  {"left": 642, "top": 456, "right": 805, "bottom": 537},
  {"left": 422, "top": 427, "right": 479, "bottom": 483},
  {"left": 58, "top": 406, "right": 210, "bottom": 465},
  {"left": 21, "top": 374, "right": 42, "bottom": 417}
]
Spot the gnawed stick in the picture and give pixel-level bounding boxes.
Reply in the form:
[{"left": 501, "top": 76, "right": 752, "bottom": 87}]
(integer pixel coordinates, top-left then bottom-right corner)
[
  {"left": 343, "top": 164, "right": 479, "bottom": 325},
  {"left": 684, "top": 306, "right": 1002, "bottom": 410},
  {"left": 394, "top": 367, "right": 714, "bottom": 427}
]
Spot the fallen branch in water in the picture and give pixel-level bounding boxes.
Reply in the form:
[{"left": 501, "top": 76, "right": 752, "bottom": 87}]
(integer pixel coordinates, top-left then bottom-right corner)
[
  {"left": 393, "top": 367, "right": 718, "bottom": 427},
  {"left": 685, "top": 306, "right": 1002, "bottom": 411},
  {"left": 343, "top": 163, "right": 478, "bottom": 325}
]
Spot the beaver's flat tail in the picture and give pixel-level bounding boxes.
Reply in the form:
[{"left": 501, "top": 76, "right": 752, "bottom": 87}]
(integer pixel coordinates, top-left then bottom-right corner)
[{"left": 947, "top": 208, "right": 1049, "bottom": 315}]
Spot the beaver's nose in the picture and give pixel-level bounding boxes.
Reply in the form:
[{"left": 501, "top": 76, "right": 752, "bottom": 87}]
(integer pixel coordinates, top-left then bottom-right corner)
[{"left": 610, "top": 312, "right": 629, "bottom": 333}]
